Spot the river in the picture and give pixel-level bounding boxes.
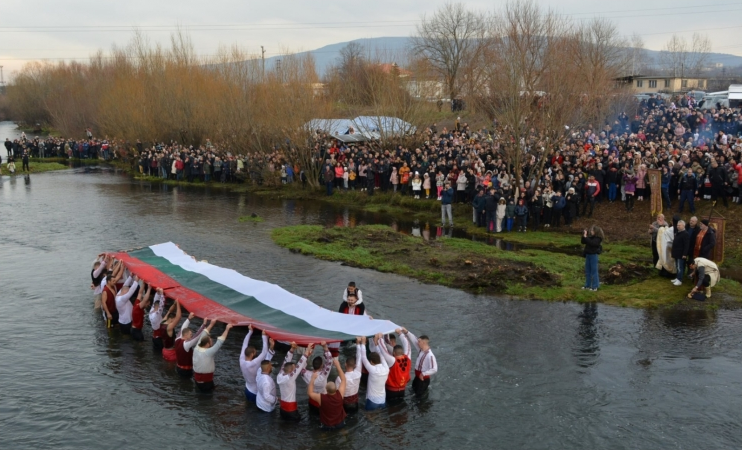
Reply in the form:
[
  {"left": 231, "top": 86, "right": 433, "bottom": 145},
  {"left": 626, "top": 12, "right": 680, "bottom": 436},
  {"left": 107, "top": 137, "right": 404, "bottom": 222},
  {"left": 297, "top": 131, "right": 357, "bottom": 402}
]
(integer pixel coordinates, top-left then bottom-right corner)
[{"left": 0, "top": 123, "right": 741, "bottom": 449}]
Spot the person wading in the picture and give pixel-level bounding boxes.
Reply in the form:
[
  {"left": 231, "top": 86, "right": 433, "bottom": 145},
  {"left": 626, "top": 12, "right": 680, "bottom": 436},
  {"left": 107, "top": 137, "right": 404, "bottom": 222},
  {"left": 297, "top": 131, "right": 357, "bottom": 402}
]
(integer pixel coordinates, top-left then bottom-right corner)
[{"left": 307, "top": 357, "right": 347, "bottom": 430}]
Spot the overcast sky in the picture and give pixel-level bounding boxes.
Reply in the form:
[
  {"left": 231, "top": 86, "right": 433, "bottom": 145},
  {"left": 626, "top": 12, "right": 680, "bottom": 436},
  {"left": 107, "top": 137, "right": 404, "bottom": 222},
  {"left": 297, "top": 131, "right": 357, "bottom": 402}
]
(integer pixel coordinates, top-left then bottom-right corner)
[{"left": 1, "top": 0, "right": 740, "bottom": 80}]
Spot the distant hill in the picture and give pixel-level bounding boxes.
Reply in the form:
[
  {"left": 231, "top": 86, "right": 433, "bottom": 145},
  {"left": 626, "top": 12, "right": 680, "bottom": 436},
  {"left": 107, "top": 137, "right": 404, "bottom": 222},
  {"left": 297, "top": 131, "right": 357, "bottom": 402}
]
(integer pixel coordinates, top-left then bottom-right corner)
[
  {"left": 262, "top": 37, "right": 742, "bottom": 78},
  {"left": 264, "top": 37, "right": 411, "bottom": 77}
]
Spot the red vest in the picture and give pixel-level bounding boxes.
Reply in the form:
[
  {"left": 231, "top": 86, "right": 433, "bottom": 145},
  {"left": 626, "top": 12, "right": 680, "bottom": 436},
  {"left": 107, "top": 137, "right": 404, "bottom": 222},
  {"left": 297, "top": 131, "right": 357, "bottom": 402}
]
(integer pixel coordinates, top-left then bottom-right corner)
[
  {"left": 103, "top": 286, "right": 116, "bottom": 314},
  {"left": 175, "top": 338, "right": 194, "bottom": 369},
  {"left": 132, "top": 300, "right": 144, "bottom": 329},
  {"left": 319, "top": 392, "right": 347, "bottom": 427},
  {"left": 386, "top": 355, "right": 412, "bottom": 391}
]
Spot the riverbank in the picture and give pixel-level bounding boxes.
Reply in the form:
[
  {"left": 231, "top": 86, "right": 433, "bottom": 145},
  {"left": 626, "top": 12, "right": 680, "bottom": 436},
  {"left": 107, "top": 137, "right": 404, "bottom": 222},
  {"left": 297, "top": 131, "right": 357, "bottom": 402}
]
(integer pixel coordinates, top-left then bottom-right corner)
[
  {"left": 0, "top": 161, "right": 67, "bottom": 175},
  {"left": 127, "top": 175, "right": 742, "bottom": 270},
  {"left": 272, "top": 224, "right": 742, "bottom": 309}
]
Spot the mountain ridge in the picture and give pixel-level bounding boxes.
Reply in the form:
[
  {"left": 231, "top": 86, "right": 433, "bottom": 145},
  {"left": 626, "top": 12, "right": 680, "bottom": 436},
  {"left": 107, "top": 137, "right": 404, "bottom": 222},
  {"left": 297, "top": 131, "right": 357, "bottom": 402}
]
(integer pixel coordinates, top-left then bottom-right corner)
[{"left": 261, "top": 36, "right": 742, "bottom": 78}]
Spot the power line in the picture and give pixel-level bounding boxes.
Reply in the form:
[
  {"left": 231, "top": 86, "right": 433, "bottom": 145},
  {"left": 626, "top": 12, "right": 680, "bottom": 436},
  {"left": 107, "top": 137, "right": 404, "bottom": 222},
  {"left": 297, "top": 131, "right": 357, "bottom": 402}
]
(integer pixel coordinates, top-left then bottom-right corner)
[{"left": 0, "top": 5, "right": 740, "bottom": 32}]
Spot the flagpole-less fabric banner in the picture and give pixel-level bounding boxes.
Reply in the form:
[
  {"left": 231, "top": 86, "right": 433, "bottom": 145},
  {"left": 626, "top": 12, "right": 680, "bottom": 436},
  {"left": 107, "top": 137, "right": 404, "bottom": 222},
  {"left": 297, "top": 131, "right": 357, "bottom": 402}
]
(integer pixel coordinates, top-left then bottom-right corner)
[
  {"left": 709, "top": 216, "right": 725, "bottom": 264},
  {"left": 109, "top": 242, "right": 400, "bottom": 344},
  {"left": 648, "top": 169, "right": 663, "bottom": 216}
]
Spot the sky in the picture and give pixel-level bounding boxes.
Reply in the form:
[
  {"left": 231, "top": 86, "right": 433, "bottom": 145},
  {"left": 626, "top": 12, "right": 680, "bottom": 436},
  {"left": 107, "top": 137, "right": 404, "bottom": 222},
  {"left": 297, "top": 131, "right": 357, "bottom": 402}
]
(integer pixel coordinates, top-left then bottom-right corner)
[{"left": 1, "top": 0, "right": 740, "bottom": 81}]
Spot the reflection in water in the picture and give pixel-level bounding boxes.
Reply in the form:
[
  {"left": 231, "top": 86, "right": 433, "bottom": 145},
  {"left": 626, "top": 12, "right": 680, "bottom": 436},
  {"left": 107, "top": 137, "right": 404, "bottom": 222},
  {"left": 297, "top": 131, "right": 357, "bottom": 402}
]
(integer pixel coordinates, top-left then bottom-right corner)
[
  {"left": 574, "top": 303, "right": 600, "bottom": 369},
  {"left": 311, "top": 203, "right": 524, "bottom": 252},
  {"left": 658, "top": 309, "right": 718, "bottom": 329}
]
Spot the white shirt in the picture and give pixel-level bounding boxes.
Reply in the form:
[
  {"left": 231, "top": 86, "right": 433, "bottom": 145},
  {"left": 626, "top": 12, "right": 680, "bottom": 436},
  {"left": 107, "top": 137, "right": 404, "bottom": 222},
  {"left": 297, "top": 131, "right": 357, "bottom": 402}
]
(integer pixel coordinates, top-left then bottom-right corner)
[
  {"left": 342, "top": 288, "right": 363, "bottom": 304},
  {"left": 336, "top": 344, "right": 363, "bottom": 398},
  {"left": 193, "top": 337, "right": 225, "bottom": 374},
  {"left": 277, "top": 352, "right": 308, "bottom": 404},
  {"left": 360, "top": 343, "right": 389, "bottom": 405},
  {"left": 301, "top": 349, "right": 333, "bottom": 394},
  {"left": 240, "top": 330, "right": 273, "bottom": 394},
  {"left": 149, "top": 293, "right": 165, "bottom": 330},
  {"left": 115, "top": 277, "right": 137, "bottom": 325},
  {"left": 256, "top": 372, "right": 277, "bottom": 412},
  {"left": 408, "top": 332, "right": 438, "bottom": 377}
]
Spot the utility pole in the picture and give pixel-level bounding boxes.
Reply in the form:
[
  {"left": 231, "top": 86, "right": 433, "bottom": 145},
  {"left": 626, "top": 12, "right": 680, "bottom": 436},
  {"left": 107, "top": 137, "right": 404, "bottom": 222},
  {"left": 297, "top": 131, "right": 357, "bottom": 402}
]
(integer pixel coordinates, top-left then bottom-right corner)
[
  {"left": 260, "top": 46, "right": 265, "bottom": 80},
  {"left": 0, "top": 66, "right": 5, "bottom": 94}
]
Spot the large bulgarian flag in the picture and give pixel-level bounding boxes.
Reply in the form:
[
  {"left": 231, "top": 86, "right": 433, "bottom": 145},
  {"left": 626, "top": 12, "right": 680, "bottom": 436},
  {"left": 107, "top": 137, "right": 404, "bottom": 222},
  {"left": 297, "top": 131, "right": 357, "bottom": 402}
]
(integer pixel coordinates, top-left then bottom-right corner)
[{"left": 109, "top": 242, "right": 399, "bottom": 345}]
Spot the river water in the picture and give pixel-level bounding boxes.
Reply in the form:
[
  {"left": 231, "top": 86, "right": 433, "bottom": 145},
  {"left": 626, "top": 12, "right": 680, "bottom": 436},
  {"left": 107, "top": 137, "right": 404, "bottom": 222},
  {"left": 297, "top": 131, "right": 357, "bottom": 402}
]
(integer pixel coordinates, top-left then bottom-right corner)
[{"left": 1, "top": 123, "right": 741, "bottom": 449}]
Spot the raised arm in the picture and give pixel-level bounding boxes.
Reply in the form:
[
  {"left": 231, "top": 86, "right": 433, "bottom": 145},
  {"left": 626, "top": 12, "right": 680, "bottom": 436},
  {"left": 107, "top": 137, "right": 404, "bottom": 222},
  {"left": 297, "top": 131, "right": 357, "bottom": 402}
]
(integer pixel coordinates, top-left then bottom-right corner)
[
  {"left": 404, "top": 329, "right": 420, "bottom": 352},
  {"left": 92, "top": 256, "right": 107, "bottom": 278},
  {"left": 121, "top": 275, "right": 134, "bottom": 288},
  {"left": 397, "top": 329, "right": 411, "bottom": 358},
  {"left": 240, "top": 324, "right": 255, "bottom": 357},
  {"left": 280, "top": 342, "right": 297, "bottom": 373},
  {"left": 178, "top": 312, "right": 194, "bottom": 338},
  {"left": 256, "top": 331, "right": 271, "bottom": 362},
  {"left": 166, "top": 301, "right": 182, "bottom": 335},
  {"left": 358, "top": 337, "right": 373, "bottom": 372},
  {"left": 334, "top": 357, "right": 346, "bottom": 398},
  {"left": 204, "top": 323, "right": 232, "bottom": 356},
  {"left": 353, "top": 338, "right": 363, "bottom": 376},
  {"left": 139, "top": 284, "right": 153, "bottom": 309},
  {"left": 307, "top": 371, "right": 321, "bottom": 405},
  {"left": 116, "top": 278, "right": 139, "bottom": 304},
  {"left": 184, "top": 318, "right": 209, "bottom": 352},
  {"left": 375, "top": 334, "right": 395, "bottom": 367},
  {"left": 319, "top": 341, "right": 333, "bottom": 377}
]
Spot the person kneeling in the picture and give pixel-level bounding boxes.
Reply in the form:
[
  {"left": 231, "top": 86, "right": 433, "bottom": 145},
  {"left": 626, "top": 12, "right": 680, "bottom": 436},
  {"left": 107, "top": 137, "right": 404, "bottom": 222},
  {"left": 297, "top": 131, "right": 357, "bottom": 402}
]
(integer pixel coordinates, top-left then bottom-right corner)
[{"left": 687, "top": 257, "right": 720, "bottom": 300}]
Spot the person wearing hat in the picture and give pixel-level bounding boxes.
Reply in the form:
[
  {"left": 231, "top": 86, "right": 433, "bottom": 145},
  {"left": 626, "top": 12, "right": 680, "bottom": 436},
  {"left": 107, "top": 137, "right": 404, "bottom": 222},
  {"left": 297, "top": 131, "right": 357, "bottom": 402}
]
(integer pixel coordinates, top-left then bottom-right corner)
[{"left": 692, "top": 219, "right": 716, "bottom": 260}]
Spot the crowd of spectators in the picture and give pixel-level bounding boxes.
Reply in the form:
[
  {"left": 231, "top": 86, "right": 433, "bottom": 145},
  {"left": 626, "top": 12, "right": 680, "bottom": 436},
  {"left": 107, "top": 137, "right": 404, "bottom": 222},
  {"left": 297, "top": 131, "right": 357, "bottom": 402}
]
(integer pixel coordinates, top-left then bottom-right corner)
[{"left": 5, "top": 94, "right": 742, "bottom": 233}]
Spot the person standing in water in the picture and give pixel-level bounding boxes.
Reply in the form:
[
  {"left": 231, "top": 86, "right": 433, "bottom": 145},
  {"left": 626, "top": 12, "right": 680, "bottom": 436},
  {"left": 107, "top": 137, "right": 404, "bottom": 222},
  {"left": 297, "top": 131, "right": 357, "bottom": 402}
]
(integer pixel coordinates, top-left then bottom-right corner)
[
  {"left": 403, "top": 329, "right": 438, "bottom": 396},
  {"left": 239, "top": 324, "right": 274, "bottom": 403},
  {"left": 256, "top": 339, "right": 277, "bottom": 413},
  {"left": 193, "top": 322, "right": 233, "bottom": 392},
  {"left": 308, "top": 357, "right": 347, "bottom": 430},
  {"left": 276, "top": 343, "right": 311, "bottom": 422}
]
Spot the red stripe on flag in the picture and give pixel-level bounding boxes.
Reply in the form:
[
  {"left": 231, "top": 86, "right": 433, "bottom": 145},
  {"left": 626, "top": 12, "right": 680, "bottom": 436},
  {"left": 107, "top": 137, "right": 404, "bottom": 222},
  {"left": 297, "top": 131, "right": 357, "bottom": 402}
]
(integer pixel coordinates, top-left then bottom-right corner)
[{"left": 107, "top": 252, "right": 338, "bottom": 345}]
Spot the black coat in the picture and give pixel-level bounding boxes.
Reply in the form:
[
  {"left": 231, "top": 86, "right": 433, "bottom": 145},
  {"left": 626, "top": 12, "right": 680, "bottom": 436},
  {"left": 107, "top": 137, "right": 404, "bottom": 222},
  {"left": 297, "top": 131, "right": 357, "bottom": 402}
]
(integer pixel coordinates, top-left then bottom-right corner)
[
  {"left": 700, "top": 228, "right": 716, "bottom": 259},
  {"left": 582, "top": 235, "right": 602, "bottom": 255},
  {"left": 671, "top": 229, "right": 690, "bottom": 259}
]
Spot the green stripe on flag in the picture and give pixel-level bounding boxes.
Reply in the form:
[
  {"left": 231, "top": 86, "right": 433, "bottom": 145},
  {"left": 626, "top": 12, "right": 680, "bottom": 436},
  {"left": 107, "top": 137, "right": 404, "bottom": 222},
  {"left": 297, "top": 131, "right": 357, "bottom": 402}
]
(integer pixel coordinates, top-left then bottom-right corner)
[{"left": 130, "top": 248, "right": 353, "bottom": 340}]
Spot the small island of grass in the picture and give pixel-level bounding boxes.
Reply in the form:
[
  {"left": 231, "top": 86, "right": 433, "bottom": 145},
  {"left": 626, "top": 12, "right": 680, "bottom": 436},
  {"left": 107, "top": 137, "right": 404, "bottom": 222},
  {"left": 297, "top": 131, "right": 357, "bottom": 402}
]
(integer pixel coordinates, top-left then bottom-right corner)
[{"left": 272, "top": 224, "right": 742, "bottom": 309}]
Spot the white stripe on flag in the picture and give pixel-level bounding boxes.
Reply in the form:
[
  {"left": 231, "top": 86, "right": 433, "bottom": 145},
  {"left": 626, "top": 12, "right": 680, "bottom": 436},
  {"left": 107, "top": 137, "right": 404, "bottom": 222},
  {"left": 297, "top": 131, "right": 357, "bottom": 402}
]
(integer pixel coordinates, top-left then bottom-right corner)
[{"left": 149, "top": 242, "right": 399, "bottom": 336}]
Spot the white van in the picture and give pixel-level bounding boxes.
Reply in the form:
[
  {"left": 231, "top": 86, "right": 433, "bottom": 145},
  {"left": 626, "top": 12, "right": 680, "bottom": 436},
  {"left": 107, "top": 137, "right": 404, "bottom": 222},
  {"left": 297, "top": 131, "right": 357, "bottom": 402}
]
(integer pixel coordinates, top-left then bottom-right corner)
[
  {"left": 698, "top": 91, "right": 729, "bottom": 110},
  {"left": 729, "top": 84, "right": 742, "bottom": 108}
]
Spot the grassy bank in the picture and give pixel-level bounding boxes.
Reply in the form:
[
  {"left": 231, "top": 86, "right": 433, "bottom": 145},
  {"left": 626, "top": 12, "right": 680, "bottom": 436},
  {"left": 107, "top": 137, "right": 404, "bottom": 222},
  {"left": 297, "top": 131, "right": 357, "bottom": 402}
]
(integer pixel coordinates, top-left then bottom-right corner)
[
  {"left": 1, "top": 161, "right": 68, "bottom": 175},
  {"left": 272, "top": 224, "right": 742, "bottom": 309},
  {"left": 125, "top": 170, "right": 742, "bottom": 271}
]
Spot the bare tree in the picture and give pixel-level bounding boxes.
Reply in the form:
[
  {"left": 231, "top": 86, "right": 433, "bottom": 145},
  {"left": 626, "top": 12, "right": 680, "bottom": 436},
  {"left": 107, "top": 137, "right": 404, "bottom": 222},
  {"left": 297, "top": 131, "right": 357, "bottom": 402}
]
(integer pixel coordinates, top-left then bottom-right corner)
[
  {"left": 475, "top": 1, "right": 625, "bottom": 186},
  {"left": 660, "top": 33, "right": 712, "bottom": 78},
  {"left": 628, "top": 32, "right": 649, "bottom": 75},
  {"left": 411, "top": 2, "right": 488, "bottom": 102}
]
